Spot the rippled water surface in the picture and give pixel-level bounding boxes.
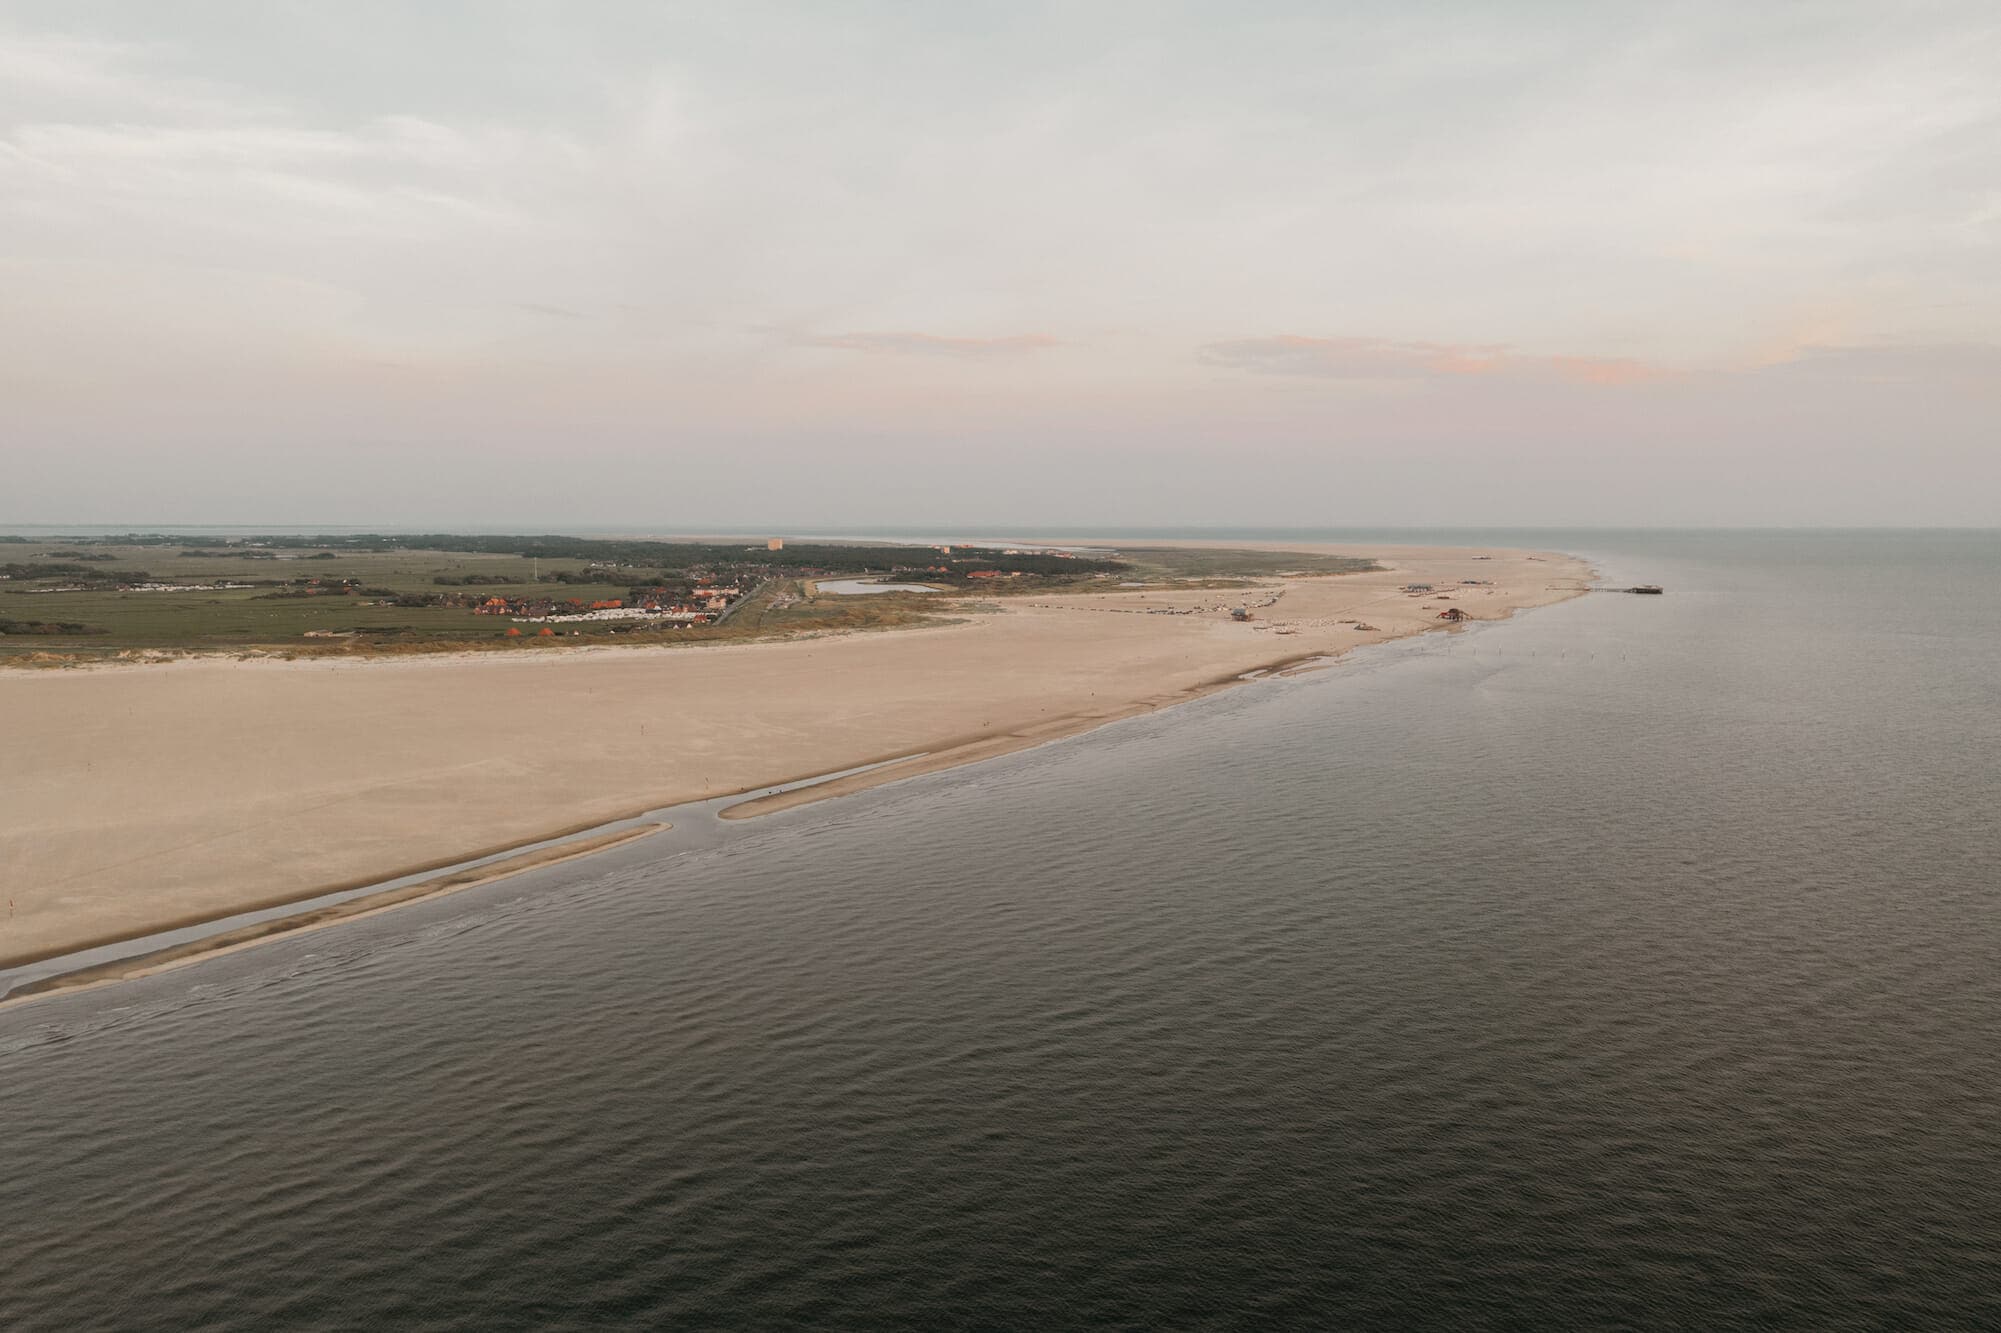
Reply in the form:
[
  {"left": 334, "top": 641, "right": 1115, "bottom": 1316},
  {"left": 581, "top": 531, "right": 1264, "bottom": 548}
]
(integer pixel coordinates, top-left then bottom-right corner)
[{"left": 4, "top": 531, "right": 1998, "bottom": 1329}]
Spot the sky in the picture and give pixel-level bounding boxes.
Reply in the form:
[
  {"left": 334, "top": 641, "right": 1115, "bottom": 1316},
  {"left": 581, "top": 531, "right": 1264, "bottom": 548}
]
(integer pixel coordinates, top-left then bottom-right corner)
[{"left": 3, "top": 0, "right": 1997, "bottom": 528}]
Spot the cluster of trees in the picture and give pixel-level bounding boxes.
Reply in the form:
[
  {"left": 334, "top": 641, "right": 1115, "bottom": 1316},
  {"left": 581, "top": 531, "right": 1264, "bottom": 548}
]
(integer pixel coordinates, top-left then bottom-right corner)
[
  {"left": 29, "top": 533, "right": 1130, "bottom": 587},
  {"left": 87, "top": 532, "right": 1126, "bottom": 580},
  {"left": 0, "top": 617, "right": 107, "bottom": 635},
  {"left": 2, "top": 561, "right": 138, "bottom": 581},
  {"left": 178, "top": 548, "right": 279, "bottom": 559},
  {"left": 34, "top": 534, "right": 351, "bottom": 549},
  {"left": 255, "top": 579, "right": 397, "bottom": 599}
]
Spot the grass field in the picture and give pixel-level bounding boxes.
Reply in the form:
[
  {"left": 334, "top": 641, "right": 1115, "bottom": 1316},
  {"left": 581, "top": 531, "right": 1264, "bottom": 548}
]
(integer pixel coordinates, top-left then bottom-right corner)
[
  {"left": 3, "top": 547, "right": 616, "bottom": 658},
  {"left": 954, "top": 545, "right": 1377, "bottom": 596},
  {"left": 1115, "top": 547, "right": 1376, "bottom": 580},
  {"left": 0, "top": 538, "right": 1374, "bottom": 663},
  {"left": 0, "top": 545, "right": 954, "bottom": 662}
]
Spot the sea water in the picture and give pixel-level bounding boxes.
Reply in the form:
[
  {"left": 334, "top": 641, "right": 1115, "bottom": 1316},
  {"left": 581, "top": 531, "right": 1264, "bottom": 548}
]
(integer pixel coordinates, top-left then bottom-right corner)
[{"left": 3, "top": 530, "right": 1997, "bottom": 1329}]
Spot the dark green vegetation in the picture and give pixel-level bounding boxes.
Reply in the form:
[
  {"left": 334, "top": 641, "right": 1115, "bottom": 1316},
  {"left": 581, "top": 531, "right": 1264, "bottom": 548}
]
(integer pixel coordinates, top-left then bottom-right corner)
[
  {"left": 2, "top": 562, "right": 142, "bottom": 582},
  {"left": 0, "top": 534, "right": 1373, "bottom": 662},
  {"left": 0, "top": 618, "right": 107, "bottom": 636}
]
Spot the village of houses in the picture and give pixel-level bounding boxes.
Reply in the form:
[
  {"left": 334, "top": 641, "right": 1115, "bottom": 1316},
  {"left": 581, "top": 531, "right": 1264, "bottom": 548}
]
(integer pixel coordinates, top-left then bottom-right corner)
[
  {"left": 471, "top": 579, "right": 750, "bottom": 635},
  {"left": 459, "top": 538, "right": 1036, "bottom": 636}
]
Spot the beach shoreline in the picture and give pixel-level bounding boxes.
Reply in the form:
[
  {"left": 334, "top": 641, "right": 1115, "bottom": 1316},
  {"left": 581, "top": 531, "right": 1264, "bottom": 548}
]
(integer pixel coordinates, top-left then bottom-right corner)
[
  {"left": 0, "top": 637, "right": 1355, "bottom": 994},
  {"left": 4, "top": 824, "right": 666, "bottom": 1005},
  {"left": 1, "top": 541, "right": 1594, "bottom": 987}
]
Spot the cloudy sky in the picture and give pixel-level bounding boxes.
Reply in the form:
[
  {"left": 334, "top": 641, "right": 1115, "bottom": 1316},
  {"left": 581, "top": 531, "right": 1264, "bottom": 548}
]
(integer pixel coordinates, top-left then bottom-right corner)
[{"left": 4, "top": 1, "right": 1996, "bottom": 527}]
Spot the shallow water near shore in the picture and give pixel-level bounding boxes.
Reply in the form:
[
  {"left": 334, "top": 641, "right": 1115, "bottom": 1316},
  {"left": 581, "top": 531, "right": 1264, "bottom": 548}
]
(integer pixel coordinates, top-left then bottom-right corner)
[
  {"left": 3, "top": 530, "right": 1998, "bottom": 1329},
  {"left": 812, "top": 578, "right": 941, "bottom": 595}
]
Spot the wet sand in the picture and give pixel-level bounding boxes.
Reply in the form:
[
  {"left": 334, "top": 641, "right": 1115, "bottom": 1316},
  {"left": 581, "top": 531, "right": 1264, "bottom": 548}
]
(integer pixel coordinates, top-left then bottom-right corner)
[
  {"left": 0, "top": 543, "right": 1591, "bottom": 968},
  {"left": 5, "top": 825, "right": 664, "bottom": 1002}
]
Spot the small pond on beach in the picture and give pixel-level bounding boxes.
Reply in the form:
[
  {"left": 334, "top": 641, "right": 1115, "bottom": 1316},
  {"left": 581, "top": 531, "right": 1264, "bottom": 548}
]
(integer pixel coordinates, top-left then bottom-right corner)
[{"left": 814, "top": 579, "right": 941, "bottom": 595}]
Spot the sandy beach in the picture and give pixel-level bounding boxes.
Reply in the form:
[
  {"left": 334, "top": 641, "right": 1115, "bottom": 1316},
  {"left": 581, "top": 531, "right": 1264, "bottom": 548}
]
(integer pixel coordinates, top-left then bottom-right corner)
[{"left": 0, "top": 543, "right": 1591, "bottom": 969}]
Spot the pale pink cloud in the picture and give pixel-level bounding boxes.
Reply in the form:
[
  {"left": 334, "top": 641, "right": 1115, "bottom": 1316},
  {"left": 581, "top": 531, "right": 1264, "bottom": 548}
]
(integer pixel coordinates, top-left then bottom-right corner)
[
  {"left": 1198, "top": 334, "right": 1666, "bottom": 386},
  {"left": 798, "top": 331, "right": 1061, "bottom": 358},
  {"left": 1751, "top": 342, "right": 2001, "bottom": 391},
  {"left": 1544, "top": 355, "right": 1662, "bottom": 386}
]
